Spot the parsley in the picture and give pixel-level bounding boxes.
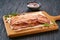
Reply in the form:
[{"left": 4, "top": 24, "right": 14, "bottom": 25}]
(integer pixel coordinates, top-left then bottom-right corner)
[
  {"left": 43, "top": 20, "right": 55, "bottom": 27},
  {"left": 10, "top": 13, "right": 17, "bottom": 16},
  {"left": 5, "top": 13, "right": 17, "bottom": 19},
  {"left": 43, "top": 23, "right": 50, "bottom": 27},
  {"left": 5, "top": 15, "right": 9, "bottom": 19}
]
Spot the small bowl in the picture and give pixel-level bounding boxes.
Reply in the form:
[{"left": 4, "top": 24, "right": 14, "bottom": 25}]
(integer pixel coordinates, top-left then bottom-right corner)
[{"left": 27, "top": 2, "right": 41, "bottom": 10}]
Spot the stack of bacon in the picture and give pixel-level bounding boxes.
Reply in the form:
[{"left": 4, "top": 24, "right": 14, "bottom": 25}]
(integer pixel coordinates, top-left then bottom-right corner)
[{"left": 10, "top": 13, "right": 50, "bottom": 30}]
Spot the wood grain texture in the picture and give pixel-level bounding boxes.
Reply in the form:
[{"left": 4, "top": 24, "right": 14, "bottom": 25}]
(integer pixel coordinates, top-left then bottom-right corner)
[{"left": 0, "top": 0, "right": 60, "bottom": 40}]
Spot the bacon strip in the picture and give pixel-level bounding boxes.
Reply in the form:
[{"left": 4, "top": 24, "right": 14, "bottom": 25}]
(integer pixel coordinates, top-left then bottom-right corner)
[{"left": 10, "top": 13, "right": 50, "bottom": 30}]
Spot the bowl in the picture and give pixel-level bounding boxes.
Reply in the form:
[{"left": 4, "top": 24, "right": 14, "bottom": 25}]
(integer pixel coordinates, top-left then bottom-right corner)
[{"left": 27, "top": 2, "right": 41, "bottom": 10}]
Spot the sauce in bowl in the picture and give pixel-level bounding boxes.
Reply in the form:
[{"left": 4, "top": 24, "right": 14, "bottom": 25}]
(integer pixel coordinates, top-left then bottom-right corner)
[{"left": 27, "top": 2, "right": 41, "bottom": 10}]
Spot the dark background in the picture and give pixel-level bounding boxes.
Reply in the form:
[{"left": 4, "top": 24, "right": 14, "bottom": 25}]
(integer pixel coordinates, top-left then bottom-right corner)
[{"left": 0, "top": 0, "right": 60, "bottom": 40}]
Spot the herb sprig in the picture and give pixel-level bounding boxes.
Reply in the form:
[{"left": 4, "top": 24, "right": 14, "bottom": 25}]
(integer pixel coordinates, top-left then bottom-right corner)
[
  {"left": 43, "top": 23, "right": 50, "bottom": 27},
  {"left": 5, "top": 13, "right": 17, "bottom": 19},
  {"left": 10, "top": 13, "right": 17, "bottom": 16},
  {"left": 43, "top": 20, "right": 55, "bottom": 27}
]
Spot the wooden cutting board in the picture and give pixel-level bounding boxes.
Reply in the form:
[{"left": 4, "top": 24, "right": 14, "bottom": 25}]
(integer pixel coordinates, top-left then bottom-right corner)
[{"left": 3, "top": 11, "right": 60, "bottom": 38}]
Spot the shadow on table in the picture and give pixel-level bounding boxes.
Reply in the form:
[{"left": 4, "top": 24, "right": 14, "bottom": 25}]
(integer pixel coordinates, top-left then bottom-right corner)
[{"left": 26, "top": 9, "right": 43, "bottom": 12}]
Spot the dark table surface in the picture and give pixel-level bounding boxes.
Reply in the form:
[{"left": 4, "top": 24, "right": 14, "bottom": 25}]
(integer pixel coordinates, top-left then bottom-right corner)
[{"left": 0, "top": 0, "right": 60, "bottom": 40}]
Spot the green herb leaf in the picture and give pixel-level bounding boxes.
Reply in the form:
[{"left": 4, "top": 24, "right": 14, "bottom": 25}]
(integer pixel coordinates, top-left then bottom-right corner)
[
  {"left": 10, "top": 13, "right": 17, "bottom": 16},
  {"left": 5, "top": 15, "right": 9, "bottom": 19},
  {"left": 43, "top": 23, "right": 50, "bottom": 27}
]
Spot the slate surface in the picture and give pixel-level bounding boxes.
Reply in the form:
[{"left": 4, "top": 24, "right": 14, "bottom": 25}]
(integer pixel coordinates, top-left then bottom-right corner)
[{"left": 0, "top": 0, "right": 60, "bottom": 40}]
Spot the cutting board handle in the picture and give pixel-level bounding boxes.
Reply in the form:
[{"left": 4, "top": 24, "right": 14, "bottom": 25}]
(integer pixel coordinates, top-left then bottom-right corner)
[{"left": 51, "top": 15, "right": 60, "bottom": 21}]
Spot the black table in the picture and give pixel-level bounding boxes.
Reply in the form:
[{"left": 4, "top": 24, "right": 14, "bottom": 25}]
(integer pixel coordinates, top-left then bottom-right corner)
[{"left": 0, "top": 0, "right": 60, "bottom": 40}]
